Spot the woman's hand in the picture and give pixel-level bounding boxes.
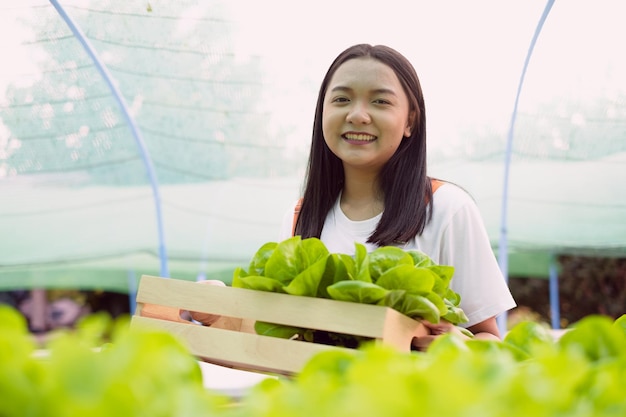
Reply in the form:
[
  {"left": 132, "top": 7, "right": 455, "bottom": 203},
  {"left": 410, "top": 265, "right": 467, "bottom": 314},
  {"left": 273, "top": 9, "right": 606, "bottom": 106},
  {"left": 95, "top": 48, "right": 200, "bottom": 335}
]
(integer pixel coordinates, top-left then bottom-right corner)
[
  {"left": 412, "top": 320, "right": 472, "bottom": 351},
  {"left": 412, "top": 316, "right": 501, "bottom": 351},
  {"left": 186, "top": 280, "right": 226, "bottom": 326}
]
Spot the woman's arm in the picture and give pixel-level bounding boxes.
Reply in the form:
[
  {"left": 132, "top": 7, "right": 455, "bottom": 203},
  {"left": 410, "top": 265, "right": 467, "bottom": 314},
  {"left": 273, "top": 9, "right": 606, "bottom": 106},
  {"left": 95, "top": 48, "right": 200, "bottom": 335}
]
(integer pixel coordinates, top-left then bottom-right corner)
[{"left": 467, "top": 316, "right": 501, "bottom": 341}]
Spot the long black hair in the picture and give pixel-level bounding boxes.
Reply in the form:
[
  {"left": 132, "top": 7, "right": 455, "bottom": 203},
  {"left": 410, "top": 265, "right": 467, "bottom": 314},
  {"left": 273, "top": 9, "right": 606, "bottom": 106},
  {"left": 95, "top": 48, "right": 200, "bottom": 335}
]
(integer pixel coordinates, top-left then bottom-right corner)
[{"left": 295, "top": 44, "right": 433, "bottom": 245}]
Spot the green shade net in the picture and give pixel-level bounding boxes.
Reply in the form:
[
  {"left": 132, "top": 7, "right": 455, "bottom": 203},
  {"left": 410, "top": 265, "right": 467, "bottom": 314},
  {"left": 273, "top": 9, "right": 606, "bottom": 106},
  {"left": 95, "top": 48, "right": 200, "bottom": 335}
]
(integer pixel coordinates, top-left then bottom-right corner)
[
  {"left": 1, "top": 0, "right": 302, "bottom": 291},
  {"left": 1, "top": 0, "right": 625, "bottom": 293}
]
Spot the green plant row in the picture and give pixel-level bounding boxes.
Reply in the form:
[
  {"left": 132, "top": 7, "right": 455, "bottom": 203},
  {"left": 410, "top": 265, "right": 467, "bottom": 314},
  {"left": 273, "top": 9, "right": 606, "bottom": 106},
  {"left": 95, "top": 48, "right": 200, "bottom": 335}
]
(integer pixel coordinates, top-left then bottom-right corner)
[
  {"left": 0, "top": 305, "right": 231, "bottom": 417},
  {"left": 1, "top": 305, "right": 625, "bottom": 416},
  {"left": 232, "top": 237, "right": 468, "bottom": 346},
  {"left": 236, "top": 314, "right": 626, "bottom": 417}
]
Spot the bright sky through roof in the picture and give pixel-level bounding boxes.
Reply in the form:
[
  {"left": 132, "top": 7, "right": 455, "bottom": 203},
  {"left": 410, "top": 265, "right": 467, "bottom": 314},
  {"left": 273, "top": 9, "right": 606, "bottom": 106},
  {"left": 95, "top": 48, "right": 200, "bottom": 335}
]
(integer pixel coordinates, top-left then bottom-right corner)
[
  {"left": 226, "top": 0, "right": 548, "bottom": 156},
  {"left": 2, "top": 0, "right": 626, "bottom": 161},
  {"left": 225, "top": 0, "right": 626, "bottom": 159}
]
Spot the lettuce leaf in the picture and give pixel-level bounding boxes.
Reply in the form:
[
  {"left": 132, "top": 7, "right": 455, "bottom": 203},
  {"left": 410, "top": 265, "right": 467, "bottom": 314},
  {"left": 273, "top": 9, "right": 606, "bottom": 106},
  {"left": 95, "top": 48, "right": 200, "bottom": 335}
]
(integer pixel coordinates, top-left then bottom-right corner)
[
  {"left": 375, "top": 264, "right": 436, "bottom": 295},
  {"left": 326, "top": 281, "right": 389, "bottom": 304},
  {"left": 284, "top": 257, "right": 329, "bottom": 297},
  {"left": 368, "top": 246, "right": 414, "bottom": 282}
]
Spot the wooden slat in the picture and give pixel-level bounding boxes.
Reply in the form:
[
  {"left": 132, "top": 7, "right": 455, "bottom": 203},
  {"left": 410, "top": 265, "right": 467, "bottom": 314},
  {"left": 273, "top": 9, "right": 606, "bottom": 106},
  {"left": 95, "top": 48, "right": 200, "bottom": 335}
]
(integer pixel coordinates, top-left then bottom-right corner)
[
  {"left": 132, "top": 275, "right": 428, "bottom": 375},
  {"left": 131, "top": 315, "right": 349, "bottom": 375},
  {"left": 136, "top": 275, "right": 424, "bottom": 340}
]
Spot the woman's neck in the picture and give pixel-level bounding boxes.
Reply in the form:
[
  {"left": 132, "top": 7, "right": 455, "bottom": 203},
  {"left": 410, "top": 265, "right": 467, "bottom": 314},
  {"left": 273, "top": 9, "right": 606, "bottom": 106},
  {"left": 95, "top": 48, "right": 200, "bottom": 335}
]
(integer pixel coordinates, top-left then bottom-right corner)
[{"left": 340, "top": 167, "right": 383, "bottom": 221}]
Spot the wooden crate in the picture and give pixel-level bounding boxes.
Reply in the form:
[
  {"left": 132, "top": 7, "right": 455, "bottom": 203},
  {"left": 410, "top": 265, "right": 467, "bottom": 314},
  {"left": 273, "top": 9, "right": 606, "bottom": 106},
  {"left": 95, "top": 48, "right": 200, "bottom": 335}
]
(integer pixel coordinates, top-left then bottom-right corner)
[{"left": 131, "top": 275, "right": 428, "bottom": 376}]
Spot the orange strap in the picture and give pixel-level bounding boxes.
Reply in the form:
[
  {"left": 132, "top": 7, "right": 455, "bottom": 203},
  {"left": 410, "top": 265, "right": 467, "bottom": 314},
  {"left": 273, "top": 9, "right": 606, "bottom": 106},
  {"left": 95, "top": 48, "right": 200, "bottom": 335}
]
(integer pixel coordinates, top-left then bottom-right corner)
[
  {"left": 291, "top": 198, "right": 303, "bottom": 237},
  {"left": 292, "top": 179, "right": 443, "bottom": 237},
  {"left": 431, "top": 178, "right": 443, "bottom": 193}
]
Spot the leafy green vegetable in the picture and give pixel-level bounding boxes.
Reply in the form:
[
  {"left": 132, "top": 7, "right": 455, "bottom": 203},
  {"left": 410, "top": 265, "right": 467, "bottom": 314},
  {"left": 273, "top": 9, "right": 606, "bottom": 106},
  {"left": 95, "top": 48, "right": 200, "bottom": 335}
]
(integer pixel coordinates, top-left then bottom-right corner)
[
  {"left": 235, "top": 315, "right": 626, "bottom": 417},
  {"left": 247, "top": 242, "right": 278, "bottom": 276},
  {"left": 316, "top": 254, "right": 349, "bottom": 298},
  {"left": 236, "top": 275, "right": 286, "bottom": 293},
  {"left": 558, "top": 315, "right": 626, "bottom": 363},
  {"left": 427, "top": 265, "right": 454, "bottom": 294},
  {"left": 394, "top": 293, "right": 442, "bottom": 324},
  {"left": 0, "top": 305, "right": 230, "bottom": 417},
  {"left": 326, "top": 281, "right": 389, "bottom": 304},
  {"left": 612, "top": 313, "right": 626, "bottom": 334},
  {"left": 283, "top": 257, "right": 328, "bottom": 297},
  {"left": 3, "top": 305, "right": 624, "bottom": 416},
  {"left": 503, "top": 320, "right": 554, "bottom": 358},
  {"left": 375, "top": 264, "right": 436, "bottom": 295},
  {"left": 264, "top": 237, "right": 304, "bottom": 283},
  {"left": 347, "top": 243, "right": 371, "bottom": 282},
  {"left": 367, "top": 246, "right": 414, "bottom": 281},
  {"left": 232, "top": 237, "right": 469, "bottom": 347},
  {"left": 441, "top": 297, "right": 468, "bottom": 324},
  {"left": 254, "top": 321, "right": 309, "bottom": 341}
]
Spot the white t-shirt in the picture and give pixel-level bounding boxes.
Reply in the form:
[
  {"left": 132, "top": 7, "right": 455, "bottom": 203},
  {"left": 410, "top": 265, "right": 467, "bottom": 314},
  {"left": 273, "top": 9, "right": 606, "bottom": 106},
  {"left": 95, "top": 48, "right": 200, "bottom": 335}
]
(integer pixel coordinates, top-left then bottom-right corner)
[{"left": 279, "top": 183, "right": 517, "bottom": 328}]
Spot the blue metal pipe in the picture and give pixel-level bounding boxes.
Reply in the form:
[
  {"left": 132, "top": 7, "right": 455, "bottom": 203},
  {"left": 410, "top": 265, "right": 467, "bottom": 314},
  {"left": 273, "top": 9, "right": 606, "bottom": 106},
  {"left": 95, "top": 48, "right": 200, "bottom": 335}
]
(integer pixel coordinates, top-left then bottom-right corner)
[
  {"left": 549, "top": 254, "right": 561, "bottom": 329},
  {"left": 49, "top": 0, "right": 169, "bottom": 277},
  {"left": 497, "top": 0, "right": 555, "bottom": 335},
  {"left": 127, "top": 269, "right": 138, "bottom": 314}
]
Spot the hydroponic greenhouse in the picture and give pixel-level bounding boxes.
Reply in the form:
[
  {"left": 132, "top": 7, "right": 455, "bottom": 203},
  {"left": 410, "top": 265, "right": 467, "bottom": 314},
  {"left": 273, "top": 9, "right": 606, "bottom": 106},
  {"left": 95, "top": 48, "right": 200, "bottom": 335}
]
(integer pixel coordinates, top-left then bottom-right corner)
[
  {"left": 2, "top": 0, "right": 624, "bottom": 322},
  {"left": 0, "top": 1, "right": 625, "bottom": 414}
]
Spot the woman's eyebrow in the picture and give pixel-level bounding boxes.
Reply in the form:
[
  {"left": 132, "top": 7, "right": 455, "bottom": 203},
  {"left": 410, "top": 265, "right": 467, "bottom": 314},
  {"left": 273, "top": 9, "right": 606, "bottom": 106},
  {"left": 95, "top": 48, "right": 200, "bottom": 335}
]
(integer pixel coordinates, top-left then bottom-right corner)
[
  {"left": 329, "top": 86, "right": 398, "bottom": 96},
  {"left": 371, "top": 88, "right": 397, "bottom": 96},
  {"left": 329, "top": 85, "right": 352, "bottom": 93}
]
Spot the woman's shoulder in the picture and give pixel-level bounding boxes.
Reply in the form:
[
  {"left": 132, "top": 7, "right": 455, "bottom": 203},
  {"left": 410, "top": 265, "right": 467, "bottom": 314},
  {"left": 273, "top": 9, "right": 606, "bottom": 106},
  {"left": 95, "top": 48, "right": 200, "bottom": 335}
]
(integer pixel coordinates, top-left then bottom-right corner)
[
  {"left": 419, "top": 181, "right": 488, "bottom": 249},
  {"left": 431, "top": 181, "right": 481, "bottom": 221},
  {"left": 435, "top": 181, "right": 475, "bottom": 204}
]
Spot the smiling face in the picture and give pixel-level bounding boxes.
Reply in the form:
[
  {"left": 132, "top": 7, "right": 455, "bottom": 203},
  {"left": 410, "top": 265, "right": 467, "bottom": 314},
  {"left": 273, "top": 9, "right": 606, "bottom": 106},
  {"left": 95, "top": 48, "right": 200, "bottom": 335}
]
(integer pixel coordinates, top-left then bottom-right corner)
[{"left": 322, "top": 57, "right": 412, "bottom": 174}]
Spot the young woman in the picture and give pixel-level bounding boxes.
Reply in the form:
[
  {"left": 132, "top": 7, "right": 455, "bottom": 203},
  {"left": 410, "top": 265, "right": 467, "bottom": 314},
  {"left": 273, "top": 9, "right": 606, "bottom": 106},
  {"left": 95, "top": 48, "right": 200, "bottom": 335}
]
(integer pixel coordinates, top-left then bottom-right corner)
[{"left": 279, "top": 44, "right": 516, "bottom": 349}]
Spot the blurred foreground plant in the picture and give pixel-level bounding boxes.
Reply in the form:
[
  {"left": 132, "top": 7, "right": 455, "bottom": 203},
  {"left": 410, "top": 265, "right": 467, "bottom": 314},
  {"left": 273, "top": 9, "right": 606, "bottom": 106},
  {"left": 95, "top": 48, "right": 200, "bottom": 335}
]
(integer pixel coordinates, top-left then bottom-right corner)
[
  {"left": 1, "top": 304, "right": 625, "bottom": 417},
  {"left": 233, "top": 315, "right": 626, "bottom": 417},
  {"left": 0, "top": 305, "right": 230, "bottom": 417}
]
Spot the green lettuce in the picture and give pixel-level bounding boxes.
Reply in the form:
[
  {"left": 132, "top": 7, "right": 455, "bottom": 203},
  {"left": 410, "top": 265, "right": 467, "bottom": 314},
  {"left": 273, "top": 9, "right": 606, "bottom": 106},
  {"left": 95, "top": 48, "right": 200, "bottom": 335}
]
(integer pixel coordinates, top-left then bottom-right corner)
[{"left": 232, "top": 237, "right": 469, "bottom": 347}]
